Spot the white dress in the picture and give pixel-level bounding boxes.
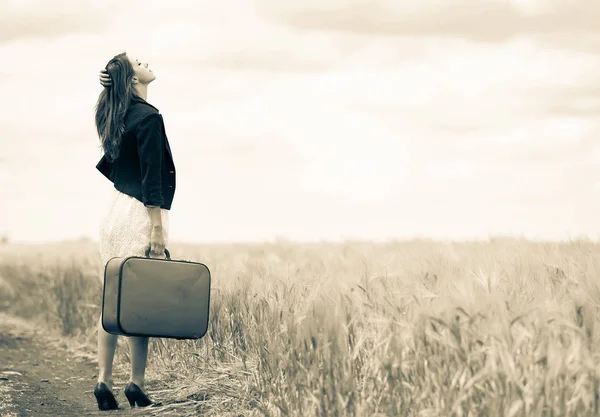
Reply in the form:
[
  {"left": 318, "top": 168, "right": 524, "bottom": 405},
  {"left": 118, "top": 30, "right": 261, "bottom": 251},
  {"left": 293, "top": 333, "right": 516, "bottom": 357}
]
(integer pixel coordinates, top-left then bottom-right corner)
[{"left": 99, "top": 187, "right": 170, "bottom": 283}]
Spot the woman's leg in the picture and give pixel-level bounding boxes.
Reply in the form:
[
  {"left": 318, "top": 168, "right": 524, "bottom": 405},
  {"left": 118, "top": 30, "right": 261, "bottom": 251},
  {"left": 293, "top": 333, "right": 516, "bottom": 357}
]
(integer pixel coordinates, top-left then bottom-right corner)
[
  {"left": 127, "top": 336, "right": 150, "bottom": 389},
  {"left": 97, "top": 313, "right": 118, "bottom": 389}
]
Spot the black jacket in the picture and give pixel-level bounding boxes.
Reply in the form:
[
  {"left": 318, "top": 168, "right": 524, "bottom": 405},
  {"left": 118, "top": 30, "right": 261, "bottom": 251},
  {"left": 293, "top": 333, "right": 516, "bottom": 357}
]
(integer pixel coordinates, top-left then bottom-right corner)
[{"left": 96, "top": 95, "right": 176, "bottom": 209}]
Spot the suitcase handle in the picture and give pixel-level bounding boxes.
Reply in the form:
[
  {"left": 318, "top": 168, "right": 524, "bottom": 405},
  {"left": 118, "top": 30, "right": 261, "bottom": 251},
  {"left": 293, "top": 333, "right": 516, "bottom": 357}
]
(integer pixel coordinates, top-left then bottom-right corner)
[{"left": 144, "top": 247, "right": 171, "bottom": 260}]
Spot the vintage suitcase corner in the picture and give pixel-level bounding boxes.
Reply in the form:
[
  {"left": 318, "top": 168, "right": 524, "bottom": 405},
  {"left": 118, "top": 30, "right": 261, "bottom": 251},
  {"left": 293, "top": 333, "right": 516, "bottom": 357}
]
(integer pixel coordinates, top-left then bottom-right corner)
[{"left": 101, "top": 257, "right": 128, "bottom": 335}]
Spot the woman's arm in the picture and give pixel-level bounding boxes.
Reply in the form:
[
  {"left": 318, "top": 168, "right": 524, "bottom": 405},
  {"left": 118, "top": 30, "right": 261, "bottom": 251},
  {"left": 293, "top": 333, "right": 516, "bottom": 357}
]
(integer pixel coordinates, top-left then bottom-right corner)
[
  {"left": 136, "top": 113, "right": 165, "bottom": 209},
  {"left": 147, "top": 205, "right": 165, "bottom": 255},
  {"left": 146, "top": 206, "right": 163, "bottom": 230},
  {"left": 136, "top": 112, "right": 167, "bottom": 255}
]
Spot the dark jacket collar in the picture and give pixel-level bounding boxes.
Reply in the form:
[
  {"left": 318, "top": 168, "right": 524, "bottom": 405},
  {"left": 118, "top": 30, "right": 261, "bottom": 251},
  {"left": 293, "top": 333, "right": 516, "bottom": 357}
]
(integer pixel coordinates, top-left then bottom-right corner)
[{"left": 132, "top": 94, "right": 159, "bottom": 112}]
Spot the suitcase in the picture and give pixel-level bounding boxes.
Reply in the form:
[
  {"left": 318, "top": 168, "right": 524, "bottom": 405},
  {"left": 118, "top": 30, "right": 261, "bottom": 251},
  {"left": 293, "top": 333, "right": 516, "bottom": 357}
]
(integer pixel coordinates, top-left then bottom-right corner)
[{"left": 101, "top": 248, "right": 211, "bottom": 340}]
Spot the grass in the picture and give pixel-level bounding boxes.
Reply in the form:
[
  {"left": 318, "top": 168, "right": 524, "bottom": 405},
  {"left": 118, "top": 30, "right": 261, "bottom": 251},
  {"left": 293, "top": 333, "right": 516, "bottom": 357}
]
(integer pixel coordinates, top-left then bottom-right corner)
[{"left": 1, "top": 238, "right": 599, "bottom": 416}]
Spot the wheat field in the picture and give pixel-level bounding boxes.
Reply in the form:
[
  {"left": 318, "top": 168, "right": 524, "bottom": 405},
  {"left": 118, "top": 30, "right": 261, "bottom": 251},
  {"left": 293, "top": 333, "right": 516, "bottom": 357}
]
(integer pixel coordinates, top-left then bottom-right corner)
[{"left": 0, "top": 238, "right": 599, "bottom": 416}]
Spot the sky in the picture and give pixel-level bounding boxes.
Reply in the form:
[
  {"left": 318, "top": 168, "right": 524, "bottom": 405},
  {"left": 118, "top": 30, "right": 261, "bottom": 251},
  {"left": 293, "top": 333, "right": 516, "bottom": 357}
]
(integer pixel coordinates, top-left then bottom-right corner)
[{"left": 1, "top": 0, "right": 599, "bottom": 243}]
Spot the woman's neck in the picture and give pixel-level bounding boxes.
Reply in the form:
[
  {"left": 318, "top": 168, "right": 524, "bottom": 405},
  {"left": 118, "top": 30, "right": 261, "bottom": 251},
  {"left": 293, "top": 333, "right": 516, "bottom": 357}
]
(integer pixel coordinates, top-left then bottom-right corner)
[{"left": 133, "top": 84, "right": 148, "bottom": 101}]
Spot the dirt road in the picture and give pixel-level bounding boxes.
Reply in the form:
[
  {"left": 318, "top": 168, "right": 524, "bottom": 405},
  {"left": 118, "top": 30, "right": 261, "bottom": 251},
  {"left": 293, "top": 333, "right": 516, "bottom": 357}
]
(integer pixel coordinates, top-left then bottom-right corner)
[{"left": 0, "top": 314, "right": 190, "bottom": 417}]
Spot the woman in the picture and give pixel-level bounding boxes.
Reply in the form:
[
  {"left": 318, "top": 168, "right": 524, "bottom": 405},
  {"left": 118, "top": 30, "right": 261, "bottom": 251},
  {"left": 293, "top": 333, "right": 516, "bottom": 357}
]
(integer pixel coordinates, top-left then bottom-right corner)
[{"left": 93, "top": 52, "right": 176, "bottom": 410}]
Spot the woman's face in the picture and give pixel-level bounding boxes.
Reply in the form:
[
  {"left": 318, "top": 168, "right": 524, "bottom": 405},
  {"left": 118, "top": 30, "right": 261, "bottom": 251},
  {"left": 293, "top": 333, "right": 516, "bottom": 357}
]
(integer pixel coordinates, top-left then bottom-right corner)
[{"left": 128, "top": 56, "right": 156, "bottom": 85}]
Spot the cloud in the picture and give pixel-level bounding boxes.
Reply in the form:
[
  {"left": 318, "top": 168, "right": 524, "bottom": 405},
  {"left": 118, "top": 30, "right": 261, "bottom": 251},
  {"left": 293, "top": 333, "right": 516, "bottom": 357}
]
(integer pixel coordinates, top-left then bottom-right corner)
[
  {"left": 51, "top": 1, "right": 358, "bottom": 74},
  {"left": 533, "top": 32, "right": 600, "bottom": 56},
  {"left": 192, "top": 29, "right": 353, "bottom": 73},
  {"left": 0, "top": 1, "right": 115, "bottom": 43},
  {"left": 204, "top": 44, "right": 339, "bottom": 73},
  {"left": 262, "top": 0, "right": 600, "bottom": 42},
  {"left": 539, "top": 83, "right": 600, "bottom": 118}
]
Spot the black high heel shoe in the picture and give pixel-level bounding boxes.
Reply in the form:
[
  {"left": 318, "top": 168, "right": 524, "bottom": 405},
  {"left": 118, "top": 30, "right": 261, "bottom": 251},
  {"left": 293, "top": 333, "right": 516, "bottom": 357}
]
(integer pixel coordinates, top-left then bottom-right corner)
[
  {"left": 94, "top": 382, "right": 119, "bottom": 410},
  {"left": 124, "top": 382, "right": 154, "bottom": 407}
]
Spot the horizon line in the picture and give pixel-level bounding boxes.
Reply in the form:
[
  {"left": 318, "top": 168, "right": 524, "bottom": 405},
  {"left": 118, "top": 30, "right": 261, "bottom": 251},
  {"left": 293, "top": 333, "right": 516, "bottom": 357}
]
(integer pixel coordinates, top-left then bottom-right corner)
[{"left": 1, "top": 234, "right": 597, "bottom": 246}]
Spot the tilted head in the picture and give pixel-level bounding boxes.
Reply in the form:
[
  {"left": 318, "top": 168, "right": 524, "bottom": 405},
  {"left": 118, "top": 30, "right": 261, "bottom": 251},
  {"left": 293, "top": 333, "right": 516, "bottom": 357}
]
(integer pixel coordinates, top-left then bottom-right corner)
[
  {"left": 105, "top": 53, "right": 156, "bottom": 91},
  {"left": 94, "top": 52, "right": 156, "bottom": 161},
  {"left": 128, "top": 55, "right": 156, "bottom": 86}
]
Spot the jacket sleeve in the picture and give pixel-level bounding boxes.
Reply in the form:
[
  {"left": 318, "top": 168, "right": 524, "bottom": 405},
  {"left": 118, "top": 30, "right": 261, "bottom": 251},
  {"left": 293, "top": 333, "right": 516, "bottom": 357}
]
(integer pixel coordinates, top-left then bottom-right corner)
[
  {"left": 136, "top": 113, "right": 165, "bottom": 207},
  {"left": 96, "top": 154, "right": 114, "bottom": 182}
]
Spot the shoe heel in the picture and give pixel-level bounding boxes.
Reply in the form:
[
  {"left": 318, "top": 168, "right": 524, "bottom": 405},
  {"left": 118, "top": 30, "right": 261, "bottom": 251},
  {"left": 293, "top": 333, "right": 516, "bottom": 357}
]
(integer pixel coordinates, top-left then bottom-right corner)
[
  {"left": 125, "top": 387, "right": 137, "bottom": 407},
  {"left": 94, "top": 382, "right": 119, "bottom": 410},
  {"left": 124, "top": 382, "right": 154, "bottom": 408}
]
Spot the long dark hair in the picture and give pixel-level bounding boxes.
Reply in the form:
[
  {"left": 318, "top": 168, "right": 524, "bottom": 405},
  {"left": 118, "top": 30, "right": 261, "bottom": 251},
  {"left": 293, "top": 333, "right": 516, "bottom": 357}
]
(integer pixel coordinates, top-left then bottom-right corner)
[{"left": 95, "top": 52, "right": 136, "bottom": 162}]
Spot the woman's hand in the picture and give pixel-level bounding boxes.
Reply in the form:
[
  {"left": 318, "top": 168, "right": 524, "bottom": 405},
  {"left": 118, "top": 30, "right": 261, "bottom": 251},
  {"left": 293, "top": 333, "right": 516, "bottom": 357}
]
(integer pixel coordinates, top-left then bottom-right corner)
[
  {"left": 99, "top": 69, "right": 111, "bottom": 88},
  {"left": 149, "top": 226, "right": 166, "bottom": 257}
]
